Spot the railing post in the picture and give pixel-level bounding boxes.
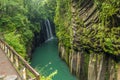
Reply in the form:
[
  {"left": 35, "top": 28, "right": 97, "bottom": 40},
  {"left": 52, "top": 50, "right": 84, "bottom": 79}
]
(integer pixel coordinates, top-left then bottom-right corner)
[
  {"left": 22, "top": 67, "right": 27, "bottom": 80},
  {"left": 2, "top": 42, "right": 4, "bottom": 50},
  {"left": 15, "top": 56, "right": 19, "bottom": 67},
  {"left": 1, "top": 42, "right": 2, "bottom": 49},
  {"left": 0, "top": 42, "right": 1, "bottom": 48},
  {"left": 5, "top": 45, "right": 7, "bottom": 53},
  {"left": 36, "top": 75, "right": 40, "bottom": 80},
  {"left": 3, "top": 43, "right": 4, "bottom": 50},
  {"left": 7, "top": 49, "right": 10, "bottom": 58},
  {"left": 10, "top": 51, "right": 14, "bottom": 62}
]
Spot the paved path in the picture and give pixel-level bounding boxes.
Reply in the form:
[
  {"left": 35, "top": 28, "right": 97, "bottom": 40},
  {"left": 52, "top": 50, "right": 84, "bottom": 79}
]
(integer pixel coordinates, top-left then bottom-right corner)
[{"left": 0, "top": 48, "right": 21, "bottom": 79}]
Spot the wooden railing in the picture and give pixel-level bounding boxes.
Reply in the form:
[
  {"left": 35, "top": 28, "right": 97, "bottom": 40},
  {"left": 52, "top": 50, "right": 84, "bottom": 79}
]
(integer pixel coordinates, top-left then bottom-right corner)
[{"left": 0, "top": 39, "right": 40, "bottom": 80}]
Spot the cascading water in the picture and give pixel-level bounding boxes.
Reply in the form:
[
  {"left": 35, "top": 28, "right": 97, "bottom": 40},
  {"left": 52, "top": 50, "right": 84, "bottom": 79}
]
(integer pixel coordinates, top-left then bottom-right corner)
[
  {"left": 45, "top": 19, "right": 53, "bottom": 41},
  {"left": 45, "top": 20, "right": 50, "bottom": 39},
  {"left": 47, "top": 19, "right": 53, "bottom": 38},
  {"left": 31, "top": 19, "right": 77, "bottom": 80}
]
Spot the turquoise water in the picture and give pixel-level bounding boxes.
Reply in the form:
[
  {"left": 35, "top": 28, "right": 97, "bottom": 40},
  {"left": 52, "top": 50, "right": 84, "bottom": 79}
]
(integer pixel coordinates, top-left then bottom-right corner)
[{"left": 31, "top": 38, "right": 77, "bottom": 80}]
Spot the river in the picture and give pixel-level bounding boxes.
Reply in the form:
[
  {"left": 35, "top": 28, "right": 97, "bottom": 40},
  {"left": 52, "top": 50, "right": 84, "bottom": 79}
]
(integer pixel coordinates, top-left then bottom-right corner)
[{"left": 31, "top": 38, "right": 77, "bottom": 80}]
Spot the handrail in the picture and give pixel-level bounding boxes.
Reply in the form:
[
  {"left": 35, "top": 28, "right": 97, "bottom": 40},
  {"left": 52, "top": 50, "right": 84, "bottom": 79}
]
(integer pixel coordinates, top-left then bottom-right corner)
[{"left": 0, "top": 39, "right": 40, "bottom": 80}]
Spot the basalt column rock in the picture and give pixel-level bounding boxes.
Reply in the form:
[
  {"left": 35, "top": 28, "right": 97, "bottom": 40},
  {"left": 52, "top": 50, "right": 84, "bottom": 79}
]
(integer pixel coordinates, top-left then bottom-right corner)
[
  {"left": 117, "top": 63, "right": 120, "bottom": 80},
  {"left": 108, "top": 58, "right": 116, "bottom": 80},
  {"left": 58, "top": 43, "right": 67, "bottom": 62},
  {"left": 64, "top": 47, "right": 89, "bottom": 80},
  {"left": 58, "top": 0, "right": 120, "bottom": 80},
  {"left": 88, "top": 54, "right": 107, "bottom": 80}
]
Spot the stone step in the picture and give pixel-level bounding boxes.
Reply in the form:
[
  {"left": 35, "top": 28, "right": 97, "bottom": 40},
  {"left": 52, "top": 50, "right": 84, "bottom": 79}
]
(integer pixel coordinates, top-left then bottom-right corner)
[
  {"left": 0, "top": 75, "right": 5, "bottom": 80},
  {"left": 4, "top": 75, "right": 17, "bottom": 80}
]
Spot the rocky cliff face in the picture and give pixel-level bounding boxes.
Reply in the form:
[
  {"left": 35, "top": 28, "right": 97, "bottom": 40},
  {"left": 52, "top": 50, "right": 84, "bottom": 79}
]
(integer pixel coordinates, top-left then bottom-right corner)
[
  {"left": 57, "top": 0, "right": 120, "bottom": 80},
  {"left": 59, "top": 44, "right": 120, "bottom": 80}
]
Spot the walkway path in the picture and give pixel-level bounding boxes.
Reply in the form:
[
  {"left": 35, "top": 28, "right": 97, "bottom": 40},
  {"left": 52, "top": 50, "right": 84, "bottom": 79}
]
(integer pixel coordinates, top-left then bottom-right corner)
[{"left": 0, "top": 48, "right": 21, "bottom": 80}]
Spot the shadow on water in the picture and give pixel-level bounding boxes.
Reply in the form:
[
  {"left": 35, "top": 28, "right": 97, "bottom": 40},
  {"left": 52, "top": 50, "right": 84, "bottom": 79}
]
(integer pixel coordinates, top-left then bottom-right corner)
[{"left": 31, "top": 38, "right": 77, "bottom": 80}]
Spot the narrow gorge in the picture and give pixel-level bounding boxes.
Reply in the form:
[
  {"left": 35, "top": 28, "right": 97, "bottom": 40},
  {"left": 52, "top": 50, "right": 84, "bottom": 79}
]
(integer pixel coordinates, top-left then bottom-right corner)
[
  {"left": 31, "top": 19, "right": 77, "bottom": 80},
  {"left": 0, "top": 0, "right": 120, "bottom": 80}
]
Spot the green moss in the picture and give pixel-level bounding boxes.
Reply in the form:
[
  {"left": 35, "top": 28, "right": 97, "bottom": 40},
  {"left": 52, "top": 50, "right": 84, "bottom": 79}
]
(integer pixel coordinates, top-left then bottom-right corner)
[
  {"left": 55, "top": 0, "right": 120, "bottom": 56},
  {"left": 54, "top": 0, "right": 72, "bottom": 49}
]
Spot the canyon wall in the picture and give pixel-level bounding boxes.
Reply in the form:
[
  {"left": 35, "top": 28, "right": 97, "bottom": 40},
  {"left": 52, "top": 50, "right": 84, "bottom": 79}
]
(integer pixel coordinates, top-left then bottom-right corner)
[{"left": 56, "top": 0, "right": 120, "bottom": 80}]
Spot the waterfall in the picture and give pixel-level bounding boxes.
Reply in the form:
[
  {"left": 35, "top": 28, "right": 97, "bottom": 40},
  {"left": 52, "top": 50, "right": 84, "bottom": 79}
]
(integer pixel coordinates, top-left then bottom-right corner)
[
  {"left": 47, "top": 19, "right": 53, "bottom": 38},
  {"left": 45, "top": 21, "right": 49, "bottom": 39},
  {"left": 44, "top": 19, "right": 53, "bottom": 41}
]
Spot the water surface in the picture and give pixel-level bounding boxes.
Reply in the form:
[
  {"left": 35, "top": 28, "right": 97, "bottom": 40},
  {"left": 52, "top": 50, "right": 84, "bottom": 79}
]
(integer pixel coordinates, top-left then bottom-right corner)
[{"left": 31, "top": 39, "right": 77, "bottom": 80}]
